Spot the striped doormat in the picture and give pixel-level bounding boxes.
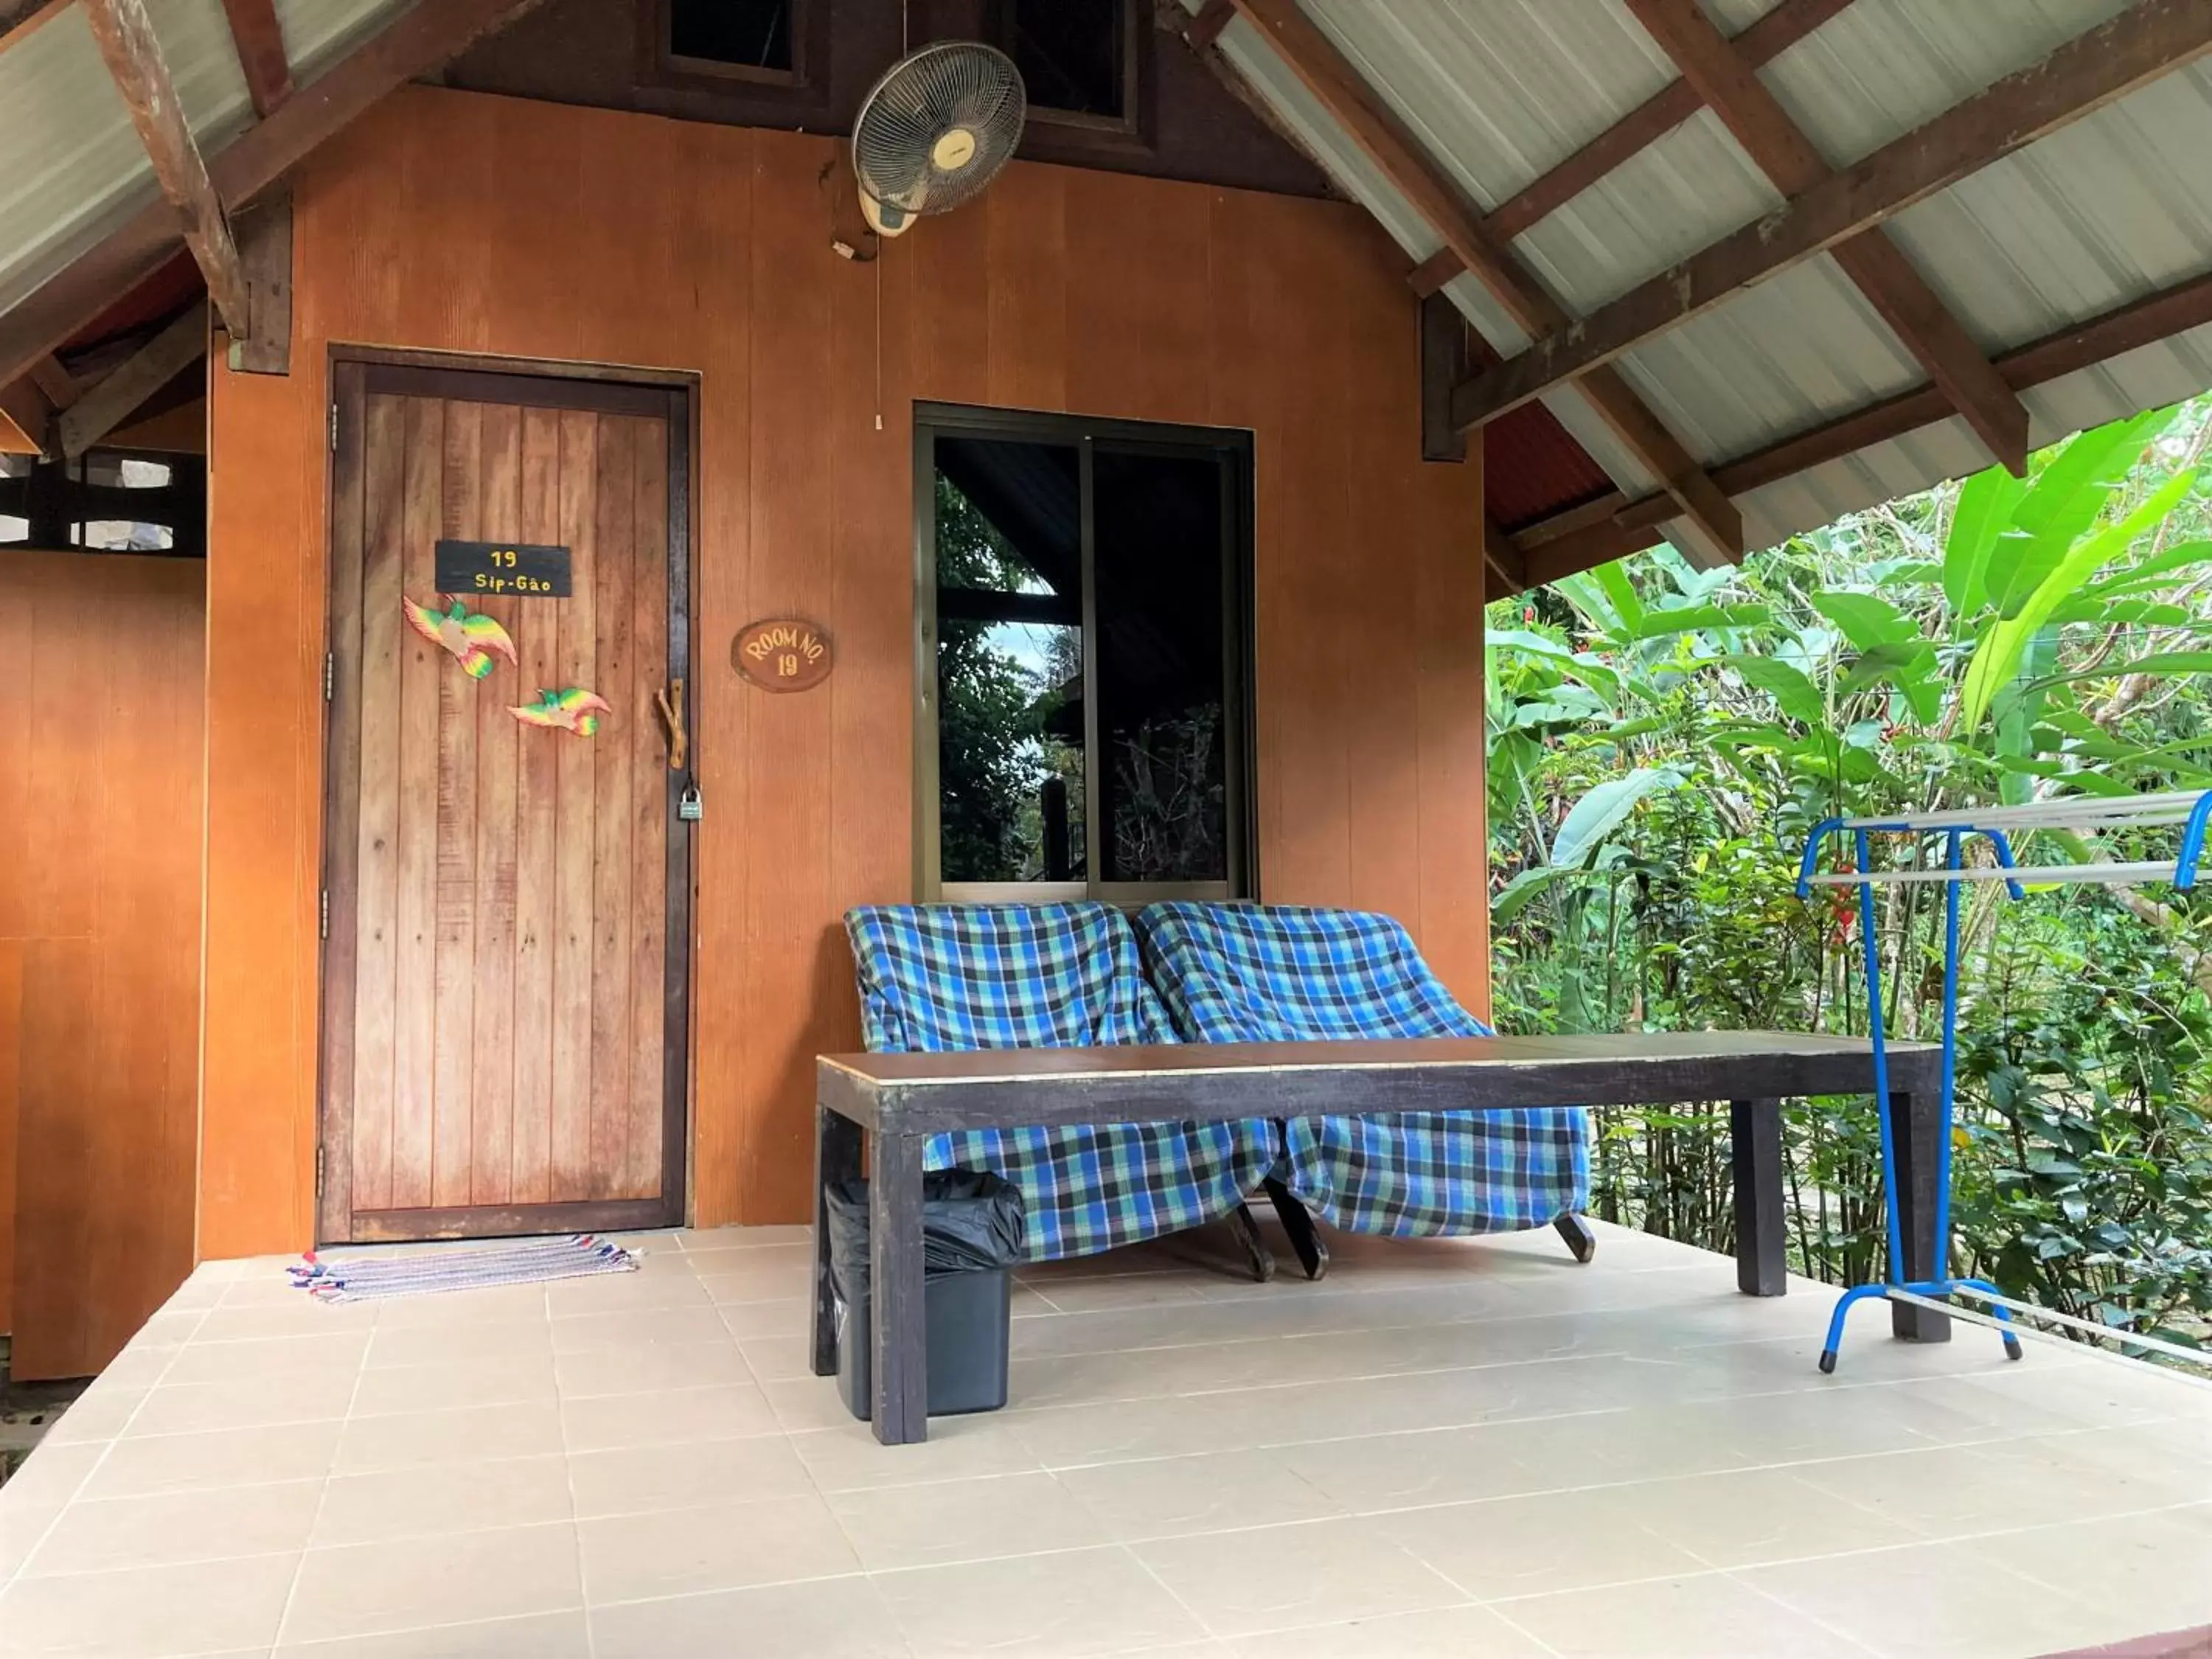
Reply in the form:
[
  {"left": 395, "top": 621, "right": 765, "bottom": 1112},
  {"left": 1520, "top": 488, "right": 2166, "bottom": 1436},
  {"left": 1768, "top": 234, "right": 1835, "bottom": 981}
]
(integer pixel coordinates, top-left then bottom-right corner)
[{"left": 289, "top": 1234, "right": 641, "bottom": 1302}]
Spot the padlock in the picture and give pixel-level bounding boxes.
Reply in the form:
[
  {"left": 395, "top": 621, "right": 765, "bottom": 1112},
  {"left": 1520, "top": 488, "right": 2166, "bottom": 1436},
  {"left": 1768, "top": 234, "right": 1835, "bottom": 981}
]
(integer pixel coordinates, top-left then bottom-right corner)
[{"left": 678, "top": 782, "right": 703, "bottom": 821}]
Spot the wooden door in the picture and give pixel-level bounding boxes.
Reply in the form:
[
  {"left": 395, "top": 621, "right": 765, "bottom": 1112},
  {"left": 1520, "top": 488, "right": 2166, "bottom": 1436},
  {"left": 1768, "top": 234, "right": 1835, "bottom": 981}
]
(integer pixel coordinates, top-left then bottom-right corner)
[{"left": 319, "top": 361, "right": 692, "bottom": 1242}]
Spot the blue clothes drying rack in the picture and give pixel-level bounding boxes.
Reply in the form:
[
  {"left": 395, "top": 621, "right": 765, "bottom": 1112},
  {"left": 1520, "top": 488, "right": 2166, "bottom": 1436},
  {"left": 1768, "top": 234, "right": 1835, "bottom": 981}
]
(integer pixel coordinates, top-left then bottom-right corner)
[{"left": 1794, "top": 787, "right": 2212, "bottom": 1377}]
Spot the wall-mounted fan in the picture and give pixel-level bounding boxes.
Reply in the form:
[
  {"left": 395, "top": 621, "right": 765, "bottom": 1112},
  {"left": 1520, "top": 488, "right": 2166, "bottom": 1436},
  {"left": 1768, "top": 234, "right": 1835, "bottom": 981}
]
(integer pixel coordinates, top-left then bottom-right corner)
[{"left": 851, "top": 40, "right": 1026, "bottom": 239}]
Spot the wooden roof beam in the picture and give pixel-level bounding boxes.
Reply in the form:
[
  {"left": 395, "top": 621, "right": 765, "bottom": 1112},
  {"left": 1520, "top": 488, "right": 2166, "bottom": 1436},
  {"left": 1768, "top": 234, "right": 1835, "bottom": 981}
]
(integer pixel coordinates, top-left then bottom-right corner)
[
  {"left": 220, "top": 0, "right": 293, "bottom": 119},
  {"left": 0, "top": 0, "right": 546, "bottom": 392},
  {"left": 1509, "top": 262, "right": 2212, "bottom": 584},
  {"left": 1453, "top": 0, "right": 2212, "bottom": 431},
  {"left": 57, "top": 299, "right": 207, "bottom": 459},
  {"left": 86, "top": 0, "right": 251, "bottom": 338},
  {"left": 1222, "top": 0, "right": 1740, "bottom": 562},
  {"left": 1410, "top": 0, "right": 1851, "bottom": 303},
  {"left": 1625, "top": 0, "right": 2028, "bottom": 476}
]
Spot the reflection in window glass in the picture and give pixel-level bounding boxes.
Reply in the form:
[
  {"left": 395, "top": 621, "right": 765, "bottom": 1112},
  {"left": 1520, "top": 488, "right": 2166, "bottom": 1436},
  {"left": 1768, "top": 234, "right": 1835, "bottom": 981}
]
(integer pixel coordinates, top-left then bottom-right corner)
[
  {"left": 934, "top": 439, "right": 1085, "bottom": 884},
  {"left": 1093, "top": 449, "right": 1228, "bottom": 884}
]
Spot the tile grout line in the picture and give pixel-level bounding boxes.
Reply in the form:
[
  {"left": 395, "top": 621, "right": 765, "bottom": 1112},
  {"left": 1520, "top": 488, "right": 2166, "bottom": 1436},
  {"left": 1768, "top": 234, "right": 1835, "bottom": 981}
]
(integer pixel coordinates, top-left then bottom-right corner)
[
  {"left": 268, "top": 1295, "right": 381, "bottom": 1651},
  {"left": 0, "top": 1303, "right": 209, "bottom": 1591}
]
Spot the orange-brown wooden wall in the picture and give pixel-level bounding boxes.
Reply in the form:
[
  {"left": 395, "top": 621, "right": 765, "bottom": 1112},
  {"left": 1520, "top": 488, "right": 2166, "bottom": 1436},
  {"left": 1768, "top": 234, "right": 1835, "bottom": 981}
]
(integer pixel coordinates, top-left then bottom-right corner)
[
  {"left": 0, "top": 553, "right": 204, "bottom": 1378},
  {"left": 201, "top": 85, "right": 1489, "bottom": 1252}
]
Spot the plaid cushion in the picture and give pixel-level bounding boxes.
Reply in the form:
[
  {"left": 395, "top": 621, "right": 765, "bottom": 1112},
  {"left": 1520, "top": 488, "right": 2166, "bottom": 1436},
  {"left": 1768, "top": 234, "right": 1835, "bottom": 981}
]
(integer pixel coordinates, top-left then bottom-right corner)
[
  {"left": 844, "top": 903, "right": 1278, "bottom": 1262},
  {"left": 1135, "top": 901, "right": 1590, "bottom": 1237}
]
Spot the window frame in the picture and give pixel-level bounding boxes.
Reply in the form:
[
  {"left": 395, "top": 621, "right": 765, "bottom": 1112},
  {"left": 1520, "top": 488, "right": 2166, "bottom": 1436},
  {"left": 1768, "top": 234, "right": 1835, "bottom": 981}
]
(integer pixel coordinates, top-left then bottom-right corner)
[
  {"left": 639, "top": 0, "right": 819, "bottom": 93},
  {"left": 990, "top": 0, "right": 1147, "bottom": 142},
  {"left": 912, "top": 402, "right": 1256, "bottom": 907}
]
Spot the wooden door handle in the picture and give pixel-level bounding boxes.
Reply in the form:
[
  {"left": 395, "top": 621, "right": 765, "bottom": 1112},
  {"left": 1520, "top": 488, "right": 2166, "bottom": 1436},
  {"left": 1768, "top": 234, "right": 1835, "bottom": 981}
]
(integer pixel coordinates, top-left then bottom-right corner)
[{"left": 654, "top": 679, "right": 687, "bottom": 771}]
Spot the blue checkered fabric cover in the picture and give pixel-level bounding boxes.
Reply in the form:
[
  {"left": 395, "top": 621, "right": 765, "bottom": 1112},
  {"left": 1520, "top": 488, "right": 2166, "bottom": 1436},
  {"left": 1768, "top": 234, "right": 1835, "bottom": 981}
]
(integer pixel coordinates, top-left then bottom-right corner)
[
  {"left": 843, "top": 902, "right": 1279, "bottom": 1262},
  {"left": 1135, "top": 901, "right": 1590, "bottom": 1237}
]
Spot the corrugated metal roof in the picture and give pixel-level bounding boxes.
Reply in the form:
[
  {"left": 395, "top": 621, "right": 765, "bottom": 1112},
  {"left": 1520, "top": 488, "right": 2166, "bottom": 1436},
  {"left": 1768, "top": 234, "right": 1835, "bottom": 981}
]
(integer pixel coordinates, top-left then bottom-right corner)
[
  {"left": 0, "top": 0, "right": 408, "bottom": 326},
  {"left": 1190, "top": 0, "right": 2212, "bottom": 557}
]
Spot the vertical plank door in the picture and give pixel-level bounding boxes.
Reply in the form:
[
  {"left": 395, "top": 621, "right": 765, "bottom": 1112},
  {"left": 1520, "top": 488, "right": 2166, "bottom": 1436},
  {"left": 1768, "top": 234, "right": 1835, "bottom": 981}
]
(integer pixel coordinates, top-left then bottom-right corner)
[{"left": 321, "top": 363, "right": 690, "bottom": 1242}]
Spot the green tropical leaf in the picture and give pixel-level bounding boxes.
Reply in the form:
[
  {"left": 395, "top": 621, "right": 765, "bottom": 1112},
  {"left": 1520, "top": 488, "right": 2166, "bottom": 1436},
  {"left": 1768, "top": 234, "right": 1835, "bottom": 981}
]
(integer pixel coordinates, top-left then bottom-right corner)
[
  {"left": 2022, "top": 650, "right": 2212, "bottom": 695},
  {"left": 1986, "top": 408, "right": 2180, "bottom": 619},
  {"left": 1593, "top": 562, "right": 1646, "bottom": 636},
  {"left": 1812, "top": 591, "right": 1918, "bottom": 653},
  {"left": 1550, "top": 767, "right": 1680, "bottom": 868},
  {"left": 1490, "top": 863, "right": 1565, "bottom": 925},
  {"left": 1961, "top": 466, "right": 2199, "bottom": 731},
  {"left": 1944, "top": 463, "right": 2028, "bottom": 618},
  {"left": 1632, "top": 606, "right": 1741, "bottom": 640},
  {"left": 1718, "top": 655, "right": 1824, "bottom": 723},
  {"left": 2079, "top": 539, "right": 2212, "bottom": 601}
]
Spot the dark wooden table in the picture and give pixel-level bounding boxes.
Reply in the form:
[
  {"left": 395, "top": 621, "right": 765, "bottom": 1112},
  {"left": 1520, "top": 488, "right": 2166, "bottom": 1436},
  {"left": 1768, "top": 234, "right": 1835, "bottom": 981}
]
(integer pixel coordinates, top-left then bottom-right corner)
[{"left": 812, "top": 1031, "right": 1942, "bottom": 1445}]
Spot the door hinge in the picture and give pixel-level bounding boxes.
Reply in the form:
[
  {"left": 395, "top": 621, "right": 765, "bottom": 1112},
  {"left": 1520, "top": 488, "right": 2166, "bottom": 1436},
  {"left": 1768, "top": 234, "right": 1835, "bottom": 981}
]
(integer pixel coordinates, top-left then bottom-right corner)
[
  {"left": 315, "top": 1143, "right": 325, "bottom": 1198},
  {"left": 328, "top": 401, "right": 339, "bottom": 453},
  {"left": 319, "top": 887, "right": 329, "bottom": 939},
  {"left": 324, "top": 650, "right": 334, "bottom": 703}
]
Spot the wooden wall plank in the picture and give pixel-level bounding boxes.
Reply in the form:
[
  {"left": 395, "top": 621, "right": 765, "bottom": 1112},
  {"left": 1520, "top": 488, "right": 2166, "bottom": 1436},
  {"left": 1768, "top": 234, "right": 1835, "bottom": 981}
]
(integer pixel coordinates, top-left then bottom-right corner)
[
  {"left": 740, "top": 135, "right": 838, "bottom": 1222},
  {"left": 1, "top": 554, "right": 202, "bottom": 1378},
  {"left": 984, "top": 165, "right": 1066, "bottom": 413},
  {"left": 509, "top": 406, "right": 563, "bottom": 1205},
  {"left": 350, "top": 393, "right": 406, "bottom": 1214},
  {"left": 625, "top": 418, "right": 670, "bottom": 1203},
  {"left": 470, "top": 402, "right": 523, "bottom": 1207},
  {"left": 201, "top": 88, "right": 1492, "bottom": 1243},
  {"left": 549, "top": 409, "right": 599, "bottom": 1203},
  {"left": 588, "top": 414, "right": 637, "bottom": 1201},
  {"left": 0, "top": 944, "right": 17, "bottom": 1336},
  {"left": 389, "top": 395, "right": 445, "bottom": 1211},
  {"left": 430, "top": 400, "right": 483, "bottom": 1209}
]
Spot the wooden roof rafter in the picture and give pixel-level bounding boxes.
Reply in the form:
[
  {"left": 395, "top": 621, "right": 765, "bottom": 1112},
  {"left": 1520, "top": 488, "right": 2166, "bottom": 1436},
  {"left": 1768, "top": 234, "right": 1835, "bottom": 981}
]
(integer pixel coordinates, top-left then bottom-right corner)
[
  {"left": 1451, "top": 0, "right": 2212, "bottom": 433},
  {"left": 0, "top": 0, "right": 548, "bottom": 392},
  {"left": 1511, "top": 264, "right": 2212, "bottom": 585},
  {"left": 84, "top": 0, "right": 251, "bottom": 338},
  {"left": 1404, "top": 0, "right": 1854, "bottom": 300},
  {"left": 219, "top": 0, "right": 292, "bottom": 119},
  {"left": 1220, "top": 0, "right": 1744, "bottom": 565},
  {"left": 1623, "top": 0, "right": 2029, "bottom": 477}
]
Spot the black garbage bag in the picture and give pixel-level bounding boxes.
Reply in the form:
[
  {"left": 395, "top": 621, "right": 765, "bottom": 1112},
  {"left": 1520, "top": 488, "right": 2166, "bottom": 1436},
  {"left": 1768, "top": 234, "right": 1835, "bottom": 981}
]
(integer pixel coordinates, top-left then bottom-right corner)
[{"left": 822, "top": 1169, "right": 1026, "bottom": 1306}]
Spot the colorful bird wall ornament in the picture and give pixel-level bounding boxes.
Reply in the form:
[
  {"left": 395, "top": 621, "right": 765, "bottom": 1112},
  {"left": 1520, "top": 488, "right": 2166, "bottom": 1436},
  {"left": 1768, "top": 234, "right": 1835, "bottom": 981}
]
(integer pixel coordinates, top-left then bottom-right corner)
[
  {"left": 402, "top": 596, "right": 518, "bottom": 680},
  {"left": 510, "top": 687, "right": 611, "bottom": 737}
]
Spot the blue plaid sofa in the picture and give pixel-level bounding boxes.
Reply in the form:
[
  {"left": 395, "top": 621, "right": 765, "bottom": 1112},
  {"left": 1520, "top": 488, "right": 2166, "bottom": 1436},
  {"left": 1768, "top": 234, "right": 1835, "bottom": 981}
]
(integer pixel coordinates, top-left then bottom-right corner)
[
  {"left": 844, "top": 902, "right": 1280, "bottom": 1264},
  {"left": 1135, "top": 901, "right": 1590, "bottom": 1239}
]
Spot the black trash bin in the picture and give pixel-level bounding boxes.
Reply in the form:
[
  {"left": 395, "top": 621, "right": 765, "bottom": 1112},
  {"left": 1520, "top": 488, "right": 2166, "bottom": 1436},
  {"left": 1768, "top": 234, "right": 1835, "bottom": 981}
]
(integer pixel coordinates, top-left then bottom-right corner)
[{"left": 823, "top": 1170, "right": 1024, "bottom": 1422}]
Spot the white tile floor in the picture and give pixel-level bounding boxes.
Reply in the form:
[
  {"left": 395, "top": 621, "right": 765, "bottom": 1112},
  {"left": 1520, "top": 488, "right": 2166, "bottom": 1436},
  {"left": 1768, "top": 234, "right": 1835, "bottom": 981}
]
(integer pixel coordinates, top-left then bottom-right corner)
[{"left": 0, "top": 1220, "right": 2206, "bottom": 1658}]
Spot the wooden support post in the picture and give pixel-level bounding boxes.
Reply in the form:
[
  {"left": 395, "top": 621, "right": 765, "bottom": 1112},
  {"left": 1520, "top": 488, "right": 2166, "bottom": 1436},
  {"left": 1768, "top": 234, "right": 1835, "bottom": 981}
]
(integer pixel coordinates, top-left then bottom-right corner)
[
  {"left": 58, "top": 302, "right": 208, "bottom": 461},
  {"left": 1452, "top": 0, "right": 2212, "bottom": 428},
  {"left": 85, "top": 0, "right": 252, "bottom": 338},
  {"left": 811, "top": 1103, "right": 863, "bottom": 1378},
  {"left": 868, "top": 1132, "right": 929, "bottom": 1444},
  {"left": 227, "top": 191, "right": 292, "bottom": 376},
  {"left": 1731, "top": 1097, "right": 1787, "bottom": 1296},
  {"left": 1887, "top": 1088, "right": 1951, "bottom": 1343},
  {"left": 1420, "top": 291, "right": 1471, "bottom": 463}
]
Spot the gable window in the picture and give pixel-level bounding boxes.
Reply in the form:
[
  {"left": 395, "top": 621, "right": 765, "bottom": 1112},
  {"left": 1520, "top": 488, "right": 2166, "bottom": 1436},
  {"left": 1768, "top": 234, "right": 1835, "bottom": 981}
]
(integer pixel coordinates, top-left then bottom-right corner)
[
  {"left": 916, "top": 406, "right": 1253, "bottom": 902},
  {"left": 998, "top": 0, "right": 1130, "bottom": 123},
  {"left": 653, "top": 0, "right": 807, "bottom": 86}
]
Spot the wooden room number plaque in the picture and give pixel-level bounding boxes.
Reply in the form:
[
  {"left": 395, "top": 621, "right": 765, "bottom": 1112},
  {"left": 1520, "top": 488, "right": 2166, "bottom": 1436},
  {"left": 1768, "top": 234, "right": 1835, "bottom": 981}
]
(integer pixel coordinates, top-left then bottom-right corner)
[{"left": 734, "top": 618, "right": 832, "bottom": 692}]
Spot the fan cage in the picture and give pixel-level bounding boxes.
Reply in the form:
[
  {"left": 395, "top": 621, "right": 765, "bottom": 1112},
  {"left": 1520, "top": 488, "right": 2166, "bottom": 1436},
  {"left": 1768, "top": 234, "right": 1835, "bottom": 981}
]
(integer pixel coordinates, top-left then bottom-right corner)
[{"left": 853, "top": 41, "right": 1026, "bottom": 218}]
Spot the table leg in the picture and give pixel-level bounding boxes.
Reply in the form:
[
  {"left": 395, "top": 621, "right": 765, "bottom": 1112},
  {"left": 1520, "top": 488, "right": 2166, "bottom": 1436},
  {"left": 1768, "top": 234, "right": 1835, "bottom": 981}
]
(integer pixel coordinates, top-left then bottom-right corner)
[
  {"left": 1888, "top": 1088, "right": 1951, "bottom": 1343},
  {"left": 1731, "top": 1098, "right": 1786, "bottom": 1296},
  {"left": 869, "top": 1131, "right": 929, "bottom": 1445},
  {"left": 812, "top": 1103, "right": 862, "bottom": 1377}
]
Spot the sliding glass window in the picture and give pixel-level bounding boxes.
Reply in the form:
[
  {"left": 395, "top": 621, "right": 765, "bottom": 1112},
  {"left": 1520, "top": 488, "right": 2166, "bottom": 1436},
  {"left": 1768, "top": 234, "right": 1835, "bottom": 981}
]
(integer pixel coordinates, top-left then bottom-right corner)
[{"left": 914, "top": 406, "right": 1253, "bottom": 903}]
